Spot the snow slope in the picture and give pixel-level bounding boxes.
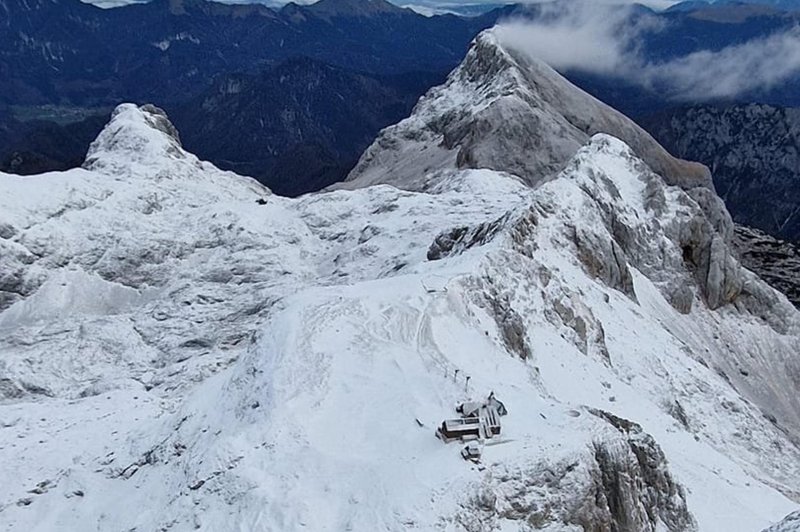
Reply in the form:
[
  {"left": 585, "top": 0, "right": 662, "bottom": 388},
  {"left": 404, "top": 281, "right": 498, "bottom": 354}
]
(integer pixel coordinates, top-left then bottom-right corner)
[{"left": 1, "top": 71, "right": 800, "bottom": 532}]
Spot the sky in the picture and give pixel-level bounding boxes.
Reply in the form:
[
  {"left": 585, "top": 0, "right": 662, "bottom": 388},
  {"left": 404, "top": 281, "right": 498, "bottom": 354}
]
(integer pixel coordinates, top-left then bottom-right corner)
[{"left": 495, "top": 1, "right": 800, "bottom": 101}]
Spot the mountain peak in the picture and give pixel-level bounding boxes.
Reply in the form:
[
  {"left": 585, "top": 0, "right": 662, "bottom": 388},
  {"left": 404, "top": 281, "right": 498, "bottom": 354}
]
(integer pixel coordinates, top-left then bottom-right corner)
[
  {"left": 344, "top": 29, "right": 712, "bottom": 193},
  {"left": 83, "top": 104, "right": 188, "bottom": 176}
]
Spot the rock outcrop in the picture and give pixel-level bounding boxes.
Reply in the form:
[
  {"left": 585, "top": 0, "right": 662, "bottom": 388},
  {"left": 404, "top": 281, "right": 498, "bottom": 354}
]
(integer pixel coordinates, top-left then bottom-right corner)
[
  {"left": 764, "top": 510, "right": 800, "bottom": 532},
  {"left": 455, "top": 410, "right": 695, "bottom": 532}
]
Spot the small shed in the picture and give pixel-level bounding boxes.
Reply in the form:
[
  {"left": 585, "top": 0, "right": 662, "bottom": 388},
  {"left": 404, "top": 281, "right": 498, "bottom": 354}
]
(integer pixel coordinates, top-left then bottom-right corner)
[
  {"left": 438, "top": 417, "right": 481, "bottom": 440},
  {"left": 438, "top": 393, "right": 507, "bottom": 442}
]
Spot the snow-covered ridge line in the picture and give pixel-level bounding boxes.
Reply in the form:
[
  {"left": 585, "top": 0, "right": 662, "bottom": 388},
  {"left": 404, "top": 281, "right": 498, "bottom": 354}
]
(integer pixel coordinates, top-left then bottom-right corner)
[
  {"left": 342, "top": 29, "right": 712, "bottom": 194},
  {"left": 1, "top": 62, "right": 799, "bottom": 531}
]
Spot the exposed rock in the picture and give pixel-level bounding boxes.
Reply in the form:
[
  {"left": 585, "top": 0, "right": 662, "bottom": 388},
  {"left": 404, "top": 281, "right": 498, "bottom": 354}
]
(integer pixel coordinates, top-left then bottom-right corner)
[
  {"left": 487, "top": 294, "right": 532, "bottom": 361},
  {"left": 763, "top": 510, "right": 800, "bottom": 532},
  {"left": 686, "top": 186, "right": 734, "bottom": 244},
  {"left": 675, "top": 212, "right": 743, "bottom": 310},
  {"left": 0, "top": 377, "right": 24, "bottom": 400},
  {"left": 666, "top": 282, "right": 694, "bottom": 315},
  {"left": 343, "top": 30, "right": 711, "bottom": 193},
  {"left": 0, "top": 222, "right": 17, "bottom": 239},
  {"left": 666, "top": 400, "right": 691, "bottom": 430},
  {"left": 467, "top": 276, "right": 533, "bottom": 360},
  {"left": 572, "top": 224, "right": 636, "bottom": 301},
  {"left": 455, "top": 412, "right": 695, "bottom": 532},
  {"left": 427, "top": 214, "right": 507, "bottom": 261},
  {"left": 640, "top": 103, "right": 800, "bottom": 242},
  {"left": 139, "top": 104, "right": 182, "bottom": 145},
  {"left": 590, "top": 409, "right": 696, "bottom": 531},
  {"left": 733, "top": 224, "right": 800, "bottom": 308},
  {"left": 551, "top": 296, "right": 611, "bottom": 363},
  {"left": 0, "top": 241, "right": 40, "bottom": 313}
]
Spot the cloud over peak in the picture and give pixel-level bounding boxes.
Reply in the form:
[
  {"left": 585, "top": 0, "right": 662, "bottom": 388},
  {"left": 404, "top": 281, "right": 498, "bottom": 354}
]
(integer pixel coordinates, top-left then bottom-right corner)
[{"left": 496, "top": 2, "right": 800, "bottom": 102}]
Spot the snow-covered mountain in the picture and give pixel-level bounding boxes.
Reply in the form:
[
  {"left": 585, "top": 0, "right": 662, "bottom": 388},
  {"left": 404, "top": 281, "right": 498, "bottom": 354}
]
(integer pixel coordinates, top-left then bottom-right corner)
[
  {"left": 342, "top": 31, "right": 712, "bottom": 192},
  {"left": 2, "top": 33, "right": 800, "bottom": 532}
]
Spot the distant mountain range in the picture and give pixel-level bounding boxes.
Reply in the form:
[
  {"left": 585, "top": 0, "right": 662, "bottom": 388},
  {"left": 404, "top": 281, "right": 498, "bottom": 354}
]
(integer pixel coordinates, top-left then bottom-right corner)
[
  {"left": 0, "top": 58, "right": 440, "bottom": 195},
  {"left": 5, "top": 0, "right": 797, "bottom": 111},
  {"left": 640, "top": 103, "right": 800, "bottom": 242},
  {"left": 670, "top": 0, "right": 800, "bottom": 11},
  {"left": 0, "top": 0, "right": 502, "bottom": 107},
  {"left": 173, "top": 58, "right": 443, "bottom": 195},
  {"left": 0, "top": 0, "right": 506, "bottom": 190}
]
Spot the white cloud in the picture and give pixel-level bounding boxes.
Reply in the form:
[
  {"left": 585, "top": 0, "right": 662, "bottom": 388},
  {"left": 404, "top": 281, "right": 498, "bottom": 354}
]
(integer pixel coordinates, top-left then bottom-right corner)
[
  {"left": 515, "top": 0, "right": 678, "bottom": 9},
  {"left": 645, "top": 28, "right": 800, "bottom": 99},
  {"left": 496, "top": 3, "right": 662, "bottom": 73},
  {"left": 495, "top": 2, "right": 800, "bottom": 101}
]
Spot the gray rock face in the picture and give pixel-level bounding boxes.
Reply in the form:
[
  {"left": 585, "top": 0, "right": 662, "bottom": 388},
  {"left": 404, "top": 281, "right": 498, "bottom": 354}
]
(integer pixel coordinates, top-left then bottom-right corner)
[
  {"left": 427, "top": 134, "right": 776, "bottom": 319},
  {"left": 675, "top": 213, "right": 743, "bottom": 310},
  {"left": 455, "top": 410, "right": 696, "bottom": 532},
  {"left": 666, "top": 281, "right": 694, "bottom": 314},
  {"left": 464, "top": 274, "right": 534, "bottom": 360},
  {"left": 764, "top": 510, "right": 800, "bottom": 532},
  {"left": 588, "top": 409, "right": 696, "bottom": 532},
  {"left": 0, "top": 239, "right": 40, "bottom": 313},
  {"left": 343, "top": 30, "right": 712, "bottom": 193},
  {"left": 426, "top": 214, "right": 507, "bottom": 261},
  {"left": 733, "top": 224, "right": 800, "bottom": 308},
  {"left": 640, "top": 103, "right": 800, "bottom": 241},
  {"left": 686, "top": 187, "right": 734, "bottom": 244},
  {"left": 139, "top": 104, "right": 182, "bottom": 145},
  {"left": 572, "top": 224, "right": 637, "bottom": 302},
  {"left": 554, "top": 136, "right": 745, "bottom": 313}
]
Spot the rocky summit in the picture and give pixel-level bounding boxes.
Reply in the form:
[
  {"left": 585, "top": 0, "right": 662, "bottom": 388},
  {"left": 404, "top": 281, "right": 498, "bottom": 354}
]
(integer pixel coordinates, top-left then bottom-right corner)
[{"left": 342, "top": 31, "right": 712, "bottom": 192}]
